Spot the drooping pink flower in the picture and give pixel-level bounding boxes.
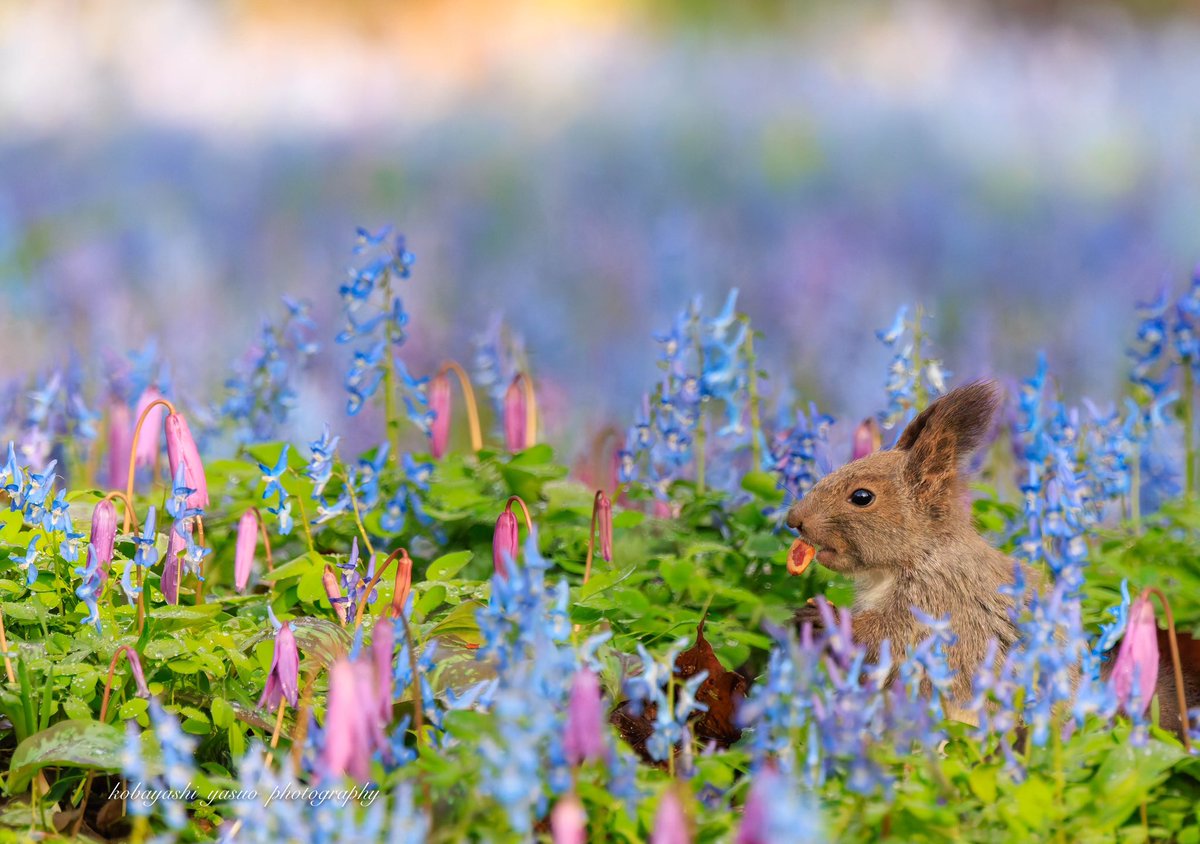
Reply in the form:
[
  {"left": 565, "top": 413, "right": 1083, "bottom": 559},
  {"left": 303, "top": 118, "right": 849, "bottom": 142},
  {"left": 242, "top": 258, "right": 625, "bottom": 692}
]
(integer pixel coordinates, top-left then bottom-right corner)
[
  {"left": 372, "top": 617, "right": 395, "bottom": 724},
  {"left": 119, "top": 646, "right": 151, "bottom": 698},
  {"left": 503, "top": 375, "right": 527, "bottom": 453},
  {"left": 161, "top": 524, "right": 187, "bottom": 605},
  {"left": 389, "top": 552, "right": 413, "bottom": 617},
  {"left": 164, "top": 412, "right": 209, "bottom": 509},
  {"left": 133, "top": 388, "right": 166, "bottom": 468},
  {"left": 106, "top": 401, "right": 132, "bottom": 490},
  {"left": 324, "top": 565, "right": 348, "bottom": 624},
  {"left": 1111, "top": 594, "right": 1160, "bottom": 715},
  {"left": 563, "top": 668, "right": 607, "bottom": 766},
  {"left": 551, "top": 794, "right": 587, "bottom": 844},
  {"left": 651, "top": 788, "right": 691, "bottom": 844},
  {"left": 258, "top": 620, "right": 300, "bottom": 711},
  {"left": 493, "top": 508, "right": 520, "bottom": 579},
  {"left": 234, "top": 509, "right": 259, "bottom": 592},
  {"left": 321, "top": 658, "right": 386, "bottom": 782},
  {"left": 851, "top": 417, "right": 882, "bottom": 461},
  {"left": 429, "top": 372, "right": 452, "bottom": 459},
  {"left": 596, "top": 492, "right": 613, "bottom": 563},
  {"left": 89, "top": 499, "right": 117, "bottom": 574},
  {"left": 735, "top": 767, "right": 774, "bottom": 844}
]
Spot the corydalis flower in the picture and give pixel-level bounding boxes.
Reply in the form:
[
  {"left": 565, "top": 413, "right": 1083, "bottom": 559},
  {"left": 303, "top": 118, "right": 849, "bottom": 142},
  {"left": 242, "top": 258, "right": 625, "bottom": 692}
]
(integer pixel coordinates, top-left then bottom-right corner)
[
  {"left": 259, "top": 612, "right": 300, "bottom": 711},
  {"left": 164, "top": 412, "right": 209, "bottom": 509},
  {"left": 1111, "top": 594, "right": 1160, "bottom": 716},
  {"left": 75, "top": 544, "right": 104, "bottom": 632},
  {"left": 235, "top": 509, "right": 259, "bottom": 592}
]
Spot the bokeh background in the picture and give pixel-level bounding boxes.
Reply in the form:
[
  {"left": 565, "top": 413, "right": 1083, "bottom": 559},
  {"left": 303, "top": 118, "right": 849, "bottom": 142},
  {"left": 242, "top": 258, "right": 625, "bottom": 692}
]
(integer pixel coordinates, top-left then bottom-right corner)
[{"left": 2, "top": 0, "right": 1199, "bottom": 453}]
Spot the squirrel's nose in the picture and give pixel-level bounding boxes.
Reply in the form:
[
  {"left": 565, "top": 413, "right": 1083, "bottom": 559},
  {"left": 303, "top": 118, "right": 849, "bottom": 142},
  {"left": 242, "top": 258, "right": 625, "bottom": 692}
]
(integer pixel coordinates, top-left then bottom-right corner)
[{"left": 785, "top": 503, "right": 804, "bottom": 533}]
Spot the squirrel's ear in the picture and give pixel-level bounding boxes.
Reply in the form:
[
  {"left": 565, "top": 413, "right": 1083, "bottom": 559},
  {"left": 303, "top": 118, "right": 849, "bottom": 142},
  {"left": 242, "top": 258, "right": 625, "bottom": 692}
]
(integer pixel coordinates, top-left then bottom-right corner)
[{"left": 895, "top": 380, "right": 1000, "bottom": 499}]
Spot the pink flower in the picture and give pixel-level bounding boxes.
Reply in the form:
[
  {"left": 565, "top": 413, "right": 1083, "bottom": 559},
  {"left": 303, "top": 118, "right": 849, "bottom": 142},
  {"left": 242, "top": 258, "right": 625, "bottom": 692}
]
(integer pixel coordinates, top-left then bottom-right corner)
[
  {"left": 651, "top": 788, "right": 691, "bottom": 844},
  {"left": 503, "top": 375, "right": 527, "bottom": 453},
  {"left": 389, "top": 552, "right": 413, "bottom": 617},
  {"left": 164, "top": 412, "right": 209, "bottom": 509},
  {"left": 653, "top": 499, "right": 673, "bottom": 520},
  {"left": 851, "top": 417, "right": 882, "bottom": 461},
  {"left": 1111, "top": 594, "right": 1160, "bottom": 715},
  {"left": 563, "top": 669, "right": 607, "bottom": 766},
  {"left": 372, "top": 618, "right": 395, "bottom": 724},
  {"left": 321, "top": 658, "right": 386, "bottom": 782},
  {"left": 133, "top": 388, "right": 166, "bottom": 469},
  {"left": 161, "top": 524, "right": 187, "bottom": 605},
  {"left": 89, "top": 499, "right": 117, "bottom": 575},
  {"left": 493, "top": 509, "right": 519, "bottom": 579},
  {"left": 429, "top": 372, "right": 452, "bottom": 459},
  {"left": 258, "top": 620, "right": 300, "bottom": 711},
  {"left": 324, "top": 565, "right": 348, "bottom": 624},
  {"left": 107, "top": 401, "right": 132, "bottom": 490},
  {"left": 735, "top": 768, "right": 773, "bottom": 844},
  {"left": 120, "top": 646, "right": 151, "bottom": 698},
  {"left": 551, "top": 794, "right": 587, "bottom": 844},
  {"left": 596, "top": 492, "right": 613, "bottom": 563},
  {"left": 234, "top": 509, "right": 259, "bottom": 592}
]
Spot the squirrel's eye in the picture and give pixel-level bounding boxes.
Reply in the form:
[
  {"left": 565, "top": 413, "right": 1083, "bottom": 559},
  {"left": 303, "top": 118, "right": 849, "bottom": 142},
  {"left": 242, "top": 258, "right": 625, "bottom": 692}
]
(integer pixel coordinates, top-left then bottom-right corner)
[{"left": 849, "top": 489, "right": 875, "bottom": 507}]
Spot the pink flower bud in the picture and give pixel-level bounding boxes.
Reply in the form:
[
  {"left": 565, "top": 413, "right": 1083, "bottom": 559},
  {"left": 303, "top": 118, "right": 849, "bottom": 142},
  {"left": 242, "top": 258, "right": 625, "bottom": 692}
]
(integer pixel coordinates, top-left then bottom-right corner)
[
  {"left": 107, "top": 401, "right": 132, "bottom": 490},
  {"left": 322, "top": 658, "right": 378, "bottom": 782},
  {"left": 234, "top": 509, "right": 259, "bottom": 593},
  {"left": 1112, "top": 594, "right": 1160, "bottom": 715},
  {"left": 324, "top": 565, "right": 348, "bottom": 624},
  {"left": 133, "top": 388, "right": 166, "bottom": 469},
  {"left": 164, "top": 412, "right": 209, "bottom": 509},
  {"left": 651, "top": 788, "right": 691, "bottom": 844},
  {"left": 551, "top": 794, "right": 587, "bottom": 844},
  {"left": 121, "top": 646, "right": 151, "bottom": 698},
  {"left": 596, "top": 492, "right": 613, "bottom": 563},
  {"left": 735, "top": 768, "right": 776, "bottom": 844},
  {"left": 161, "top": 524, "right": 187, "bottom": 605},
  {"left": 258, "top": 621, "right": 300, "bottom": 710},
  {"left": 389, "top": 552, "right": 413, "bottom": 617},
  {"left": 563, "top": 669, "right": 607, "bottom": 766},
  {"left": 851, "top": 417, "right": 882, "bottom": 461},
  {"left": 429, "top": 372, "right": 452, "bottom": 459},
  {"left": 89, "top": 499, "right": 117, "bottom": 572},
  {"left": 493, "top": 509, "right": 520, "bottom": 579},
  {"left": 372, "top": 618, "right": 395, "bottom": 724},
  {"left": 503, "top": 376, "right": 527, "bottom": 453}
]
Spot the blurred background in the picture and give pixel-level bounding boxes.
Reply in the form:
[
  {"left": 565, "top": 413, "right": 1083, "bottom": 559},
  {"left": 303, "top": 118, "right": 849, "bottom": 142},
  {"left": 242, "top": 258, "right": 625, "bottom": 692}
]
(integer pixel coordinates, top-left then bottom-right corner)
[{"left": 2, "top": 0, "right": 1198, "bottom": 453}]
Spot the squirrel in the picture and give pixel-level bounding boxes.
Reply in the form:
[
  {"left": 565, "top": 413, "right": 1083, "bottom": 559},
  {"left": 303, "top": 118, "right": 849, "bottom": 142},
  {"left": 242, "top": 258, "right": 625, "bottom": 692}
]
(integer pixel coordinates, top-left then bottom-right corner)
[{"left": 786, "top": 379, "right": 1196, "bottom": 732}]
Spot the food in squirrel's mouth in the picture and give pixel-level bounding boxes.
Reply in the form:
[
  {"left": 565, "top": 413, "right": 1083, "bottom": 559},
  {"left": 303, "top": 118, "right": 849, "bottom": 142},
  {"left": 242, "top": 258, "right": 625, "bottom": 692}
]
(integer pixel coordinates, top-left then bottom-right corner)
[{"left": 787, "top": 538, "right": 816, "bottom": 575}]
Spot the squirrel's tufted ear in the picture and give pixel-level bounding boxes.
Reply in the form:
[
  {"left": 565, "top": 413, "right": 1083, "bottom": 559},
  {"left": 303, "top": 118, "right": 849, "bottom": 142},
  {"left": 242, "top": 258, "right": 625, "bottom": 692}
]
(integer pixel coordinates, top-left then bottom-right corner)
[{"left": 895, "top": 380, "right": 1000, "bottom": 502}]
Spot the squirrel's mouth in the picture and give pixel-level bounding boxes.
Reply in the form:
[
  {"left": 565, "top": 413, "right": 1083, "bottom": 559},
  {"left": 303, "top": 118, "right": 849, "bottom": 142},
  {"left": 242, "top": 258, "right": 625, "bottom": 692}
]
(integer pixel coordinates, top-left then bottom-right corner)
[{"left": 788, "top": 537, "right": 841, "bottom": 575}]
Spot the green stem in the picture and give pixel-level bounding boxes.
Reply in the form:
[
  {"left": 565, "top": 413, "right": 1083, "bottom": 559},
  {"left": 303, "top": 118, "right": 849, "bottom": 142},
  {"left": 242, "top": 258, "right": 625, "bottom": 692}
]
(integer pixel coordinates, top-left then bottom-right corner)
[
  {"left": 694, "top": 412, "right": 706, "bottom": 496},
  {"left": 345, "top": 479, "right": 377, "bottom": 560},
  {"left": 288, "top": 470, "right": 317, "bottom": 553},
  {"left": 1185, "top": 363, "right": 1195, "bottom": 498},
  {"left": 911, "top": 304, "right": 927, "bottom": 412},
  {"left": 666, "top": 673, "right": 676, "bottom": 779},
  {"left": 380, "top": 277, "right": 402, "bottom": 466},
  {"left": 743, "top": 317, "right": 762, "bottom": 469}
]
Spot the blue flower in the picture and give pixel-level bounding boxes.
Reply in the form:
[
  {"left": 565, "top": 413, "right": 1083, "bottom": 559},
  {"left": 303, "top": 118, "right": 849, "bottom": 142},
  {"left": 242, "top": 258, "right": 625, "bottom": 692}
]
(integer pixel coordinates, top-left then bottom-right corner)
[{"left": 10, "top": 536, "right": 39, "bottom": 587}]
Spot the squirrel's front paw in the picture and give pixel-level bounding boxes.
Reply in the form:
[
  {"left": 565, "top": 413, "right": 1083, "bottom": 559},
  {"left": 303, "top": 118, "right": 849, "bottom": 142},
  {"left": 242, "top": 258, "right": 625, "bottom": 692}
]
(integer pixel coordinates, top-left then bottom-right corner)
[{"left": 793, "top": 599, "right": 825, "bottom": 635}]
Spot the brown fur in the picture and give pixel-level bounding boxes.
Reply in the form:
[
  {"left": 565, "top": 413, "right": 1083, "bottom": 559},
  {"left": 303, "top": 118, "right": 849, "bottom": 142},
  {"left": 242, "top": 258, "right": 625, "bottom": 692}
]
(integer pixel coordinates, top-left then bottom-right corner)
[
  {"left": 788, "top": 380, "right": 1197, "bottom": 733},
  {"left": 787, "top": 381, "right": 1019, "bottom": 708}
]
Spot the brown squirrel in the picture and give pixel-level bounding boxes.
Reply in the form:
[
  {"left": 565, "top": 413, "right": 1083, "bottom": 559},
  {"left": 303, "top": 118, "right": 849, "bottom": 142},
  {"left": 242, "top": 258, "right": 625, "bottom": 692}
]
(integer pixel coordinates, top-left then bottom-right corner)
[{"left": 786, "top": 379, "right": 1197, "bottom": 731}]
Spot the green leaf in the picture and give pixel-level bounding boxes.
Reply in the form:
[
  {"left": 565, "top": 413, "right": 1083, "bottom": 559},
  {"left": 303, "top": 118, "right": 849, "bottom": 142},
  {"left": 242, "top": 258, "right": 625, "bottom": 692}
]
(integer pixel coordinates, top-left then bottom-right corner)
[
  {"left": 414, "top": 585, "right": 447, "bottom": 621},
  {"left": 428, "top": 601, "right": 484, "bottom": 645},
  {"left": 967, "top": 766, "right": 997, "bottom": 803},
  {"left": 211, "top": 698, "right": 235, "bottom": 730},
  {"left": 8, "top": 719, "right": 126, "bottom": 792},
  {"left": 741, "top": 470, "right": 784, "bottom": 503},
  {"left": 578, "top": 564, "right": 637, "bottom": 602},
  {"left": 426, "top": 551, "right": 473, "bottom": 581}
]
